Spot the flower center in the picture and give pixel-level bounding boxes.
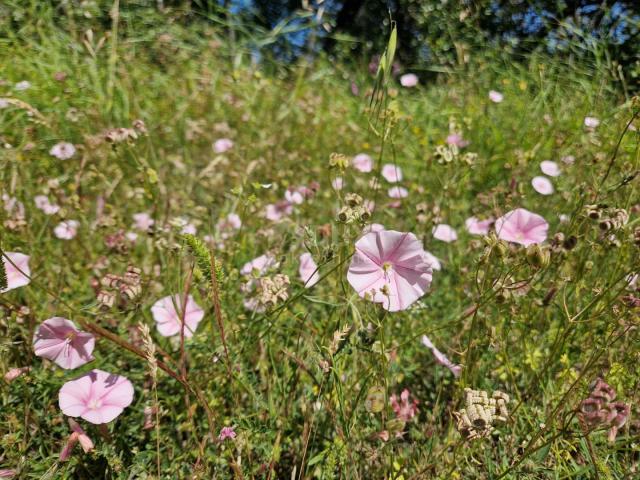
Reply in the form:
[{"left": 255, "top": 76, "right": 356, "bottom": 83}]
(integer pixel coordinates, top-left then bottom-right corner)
[
  {"left": 65, "top": 331, "right": 76, "bottom": 341},
  {"left": 87, "top": 399, "right": 102, "bottom": 410},
  {"left": 382, "top": 262, "right": 392, "bottom": 272}
]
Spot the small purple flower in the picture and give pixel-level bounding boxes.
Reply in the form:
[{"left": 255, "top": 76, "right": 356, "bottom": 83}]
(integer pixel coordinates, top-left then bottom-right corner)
[{"left": 218, "top": 426, "right": 236, "bottom": 441}]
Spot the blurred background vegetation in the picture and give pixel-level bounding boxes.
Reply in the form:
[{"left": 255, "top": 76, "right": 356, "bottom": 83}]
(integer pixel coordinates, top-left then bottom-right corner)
[{"left": 2, "top": 0, "right": 639, "bottom": 90}]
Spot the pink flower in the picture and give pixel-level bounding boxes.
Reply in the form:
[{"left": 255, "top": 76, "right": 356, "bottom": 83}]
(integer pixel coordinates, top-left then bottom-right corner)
[
  {"left": 421, "top": 335, "right": 461, "bottom": 377},
  {"left": 363, "top": 223, "right": 385, "bottom": 233},
  {"left": 347, "top": 230, "right": 433, "bottom": 312},
  {"left": 285, "top": 188, "right": 304, "bottom": 205},
  {"left": 213, "top": 138, "right": 233, "bottom": 153},
  {"left": 60, "top": 418, "right": 94, "bottom": 461},
  {"left": 432, "top": 224, "right": 457, "bottom": 243},
  {"left": 1, "top": 252, "right": 30, "bottom": 293},
  {"left": 352, "top": 153, "right": 373, "bottom": 172},
  {"left": 446, "top": 133, "right": 469, "bottom": 148},
  {"left": 33, "top": 317, "right": 95, "bottom": 370},
  {"left": 151, "top": 295, "right": 204, "bottom": 338},
  {"left": 241, "top": 254, "right": 278, "bottom": 276},
  {"left": 388, "top": 186, "right": 408, "bottom": 199},
  {"left": 424, "top": 251, "right": 442, "bottom": 271},
  {"left": 489, "top": 90, "right": 504, "bottom": 103},
  {"left": 400, "top": 73, "right": 418, "bottom": 88},
  {"left": 34, "top": 195, "right": 60, "bottom": 215},
  {"left": 495, "top": 208, "right": 549, "bottom": 246},
  {"left": 531, "top": 176, "right": 554, "bottom": 195},
  {"left": 540, "top": 160, "right": 560, "bottom": 177},
  {"left": 49, "top": 142, "right": 76, "bottom": 160},
  {"left": 218, "top": 426, "right": 236, "bottom": 441},
  {"left": 54, "top": 220, "right": 79, "bottom": 240},
  {"left": 132, "top": 212, "right": 154, "bottom": 231},
  {"left": 390, "top": 389, "right": 418, "bottom": 421},
  {"left": 0, "top": 469, "right": 16, "bottom": 478},
  {"left": 561, "top": 155, "right": 575, "bottom": 165},
  {"left": 58, "top": 369, "right": 134, "bottom": 424},
  {"left": 465, "top": 216, "right": 494, "bottom": 236},
  {"left": 332, "top": 177, "right": 344, "bottom": 190},
  {"left": 216, "top": 213, "right": 242, "bottom": 240},
  {"left": 4, "top": 366, "right": 30, "bottom": 383},
  {"left": 584, "top": 116, "right": 600, "bottom": 128},
  {"left": 299, "top": 253, "right": 320, "bottom": 287},
  {"left": 265, "top": 201, "right": 293, "bottom": 221},
  {"left": 381, "top": 164, "right": 402, "bottom": 183}
]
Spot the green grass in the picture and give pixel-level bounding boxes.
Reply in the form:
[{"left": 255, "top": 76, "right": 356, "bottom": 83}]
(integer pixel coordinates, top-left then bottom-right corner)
[{"left": 1, "top": 4, "right": 640, "bottom": 479}]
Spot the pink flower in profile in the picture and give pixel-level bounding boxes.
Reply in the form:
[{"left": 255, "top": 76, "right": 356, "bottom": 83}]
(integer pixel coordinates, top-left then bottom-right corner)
[
  {"left": 54, "top": 220, "right": 79, "bottom": 240},
  {"left": 421, "top": 335, "right": 462, "bottom": 377},
  {"left": 465, "top": 216, "right": 494, "bottom": 236},
  {"left": 400, "top": 73, "right": 418, "bottom": 87},
  {"left": 213, "top": 138, "right": 233, "bottom": 153},
  {"left": 60, "top": 418, "right": 94, "bottom": 461},
  {"left": 446, "top": 133, "right": 469, "bottom": 148},
  {"left": 58, "top": 369, "right": 134, "bottom": 424},
  {"left": 347, "top": 230, "right": 433, "bottom": 312},
  {"left": 218, "top": 426, "right": 236, "bottom": 441},
  {"left": 1, "top": 252, "right": 30, "bottom": 293},
  {"left": 33, "top": 317, "right": 95, "bottom": 370},
  {"left": 381, "top": 164, "right": 402, "bottom": 183},
  {"left": 495, "top": 208, "right": 549, "bottom": 246},
  {"left": 132, "top": 212, "right": 154, "bottom": 231},
  {"left": 265, "top": 201, "right": 293, "bottom": 221},
  {"left": 489, "top": 90, "right": 504, "bottom": 103},
  {"left": 34, "top": 195, "right": 60, "bottom": 215},
  {"left": 4, "top": 366, "right": 30, "bottom": 383},
  {"left": 332, "top": 177, "right": 344, "bottom": 190},
  {"left": 151, "top": 295, "right": 204, "bottom": 338},
  {"left": 390, "top": 389, "right": 418, "bottom": 421},
  {"left": 531, "top": 176, "right": 554, "bottom": 195},
  {"left": 388, "top": 186, "right": 408, "bottom": 199},
  {"left": 352, "top": 153, "right": 373, "bottom": 173},
  {"left": 432, "top": 224, "right": 457, "bottom": 243},
  {"left": 241, "top": 254, "right": 278, "bottom": 276},
  {"left": 540, "top": 160, "right": 561, "bottom": 177},
  {"left": 424, "top": 251, "right": 442, "bottom": 271},
  {"left": 49, "top": 142, "right": 76, "bottom": 160},
  {"left": 299, "top": 253, "right": 320, "bottom": 287},
  {"left": 0, "top": 469, "right": 16, "bottom": 478},
  {"left": 584, "top": 116, "right": 600, "bottom": 128}
]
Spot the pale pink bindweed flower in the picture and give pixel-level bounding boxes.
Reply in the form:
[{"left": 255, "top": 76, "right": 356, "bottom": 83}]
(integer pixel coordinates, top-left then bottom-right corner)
[
  {"left": 421, "top": 335, "right": 462, "bottom": 377},
  {"left": 241, "top": 254, "right": 278, "bottom": 276},
  {"left": 446, "top": 133, "right": 469, "bottom": 148},
  {"left": 489, "top": 90, "right": 504, "bottom": 103},
  {"left": 59, "top": 369, "right": 134, "bottom": 424},
  {"left": 60, "top": 418, "right": 94, "bottom": 461},
  {"left": 285, "top": 188, "right": 304, "bottom": 205},
  {"left": 151, "top": 294, "right": 205, "bottom": 338},
  {"left": 1, "top": 252, "right": 30, "bottom": 293},
  {"left": 424, "top": 251, "right": 442, "bottom": 271},
  {"left": 218, "top": 426, "right": 237, "bottom": 441},
  {"left": 390, "top": 389, "right": 418, "bottom": 421},
  {"left": 213, "top": 138, "right": 233, "bottom": 153},
  {"left": 0, "top": 469, "right": 16, "bottom": 478},
  {"left": 33, "top": 317, "right": 95, "bottom": 370},
  {"left": 540, "top": 160, "right": 561, "bottom": 177},
  {"left": 299, "top": 253, "right": 320, "bottom": 287},
  {"left": 495, "top": 208, "right": 549, "bottom": 246},
  {"left": 400, "top": 73, "right": 418, "bottom": 88},
  {"left": 531, "top": 176, "right": 554, "bottom": 195},
  {"left": 352, "top": 153, "right": 373, "bottom": 173},
  {"left": 34, "top": 195, "right": 60, "bottom": 215},
  {"left": 54, "top": 220, "right": 79, "bottom": 240},
  {"left": 0, "top": 98, "right": 9, "bottom": 109},
  {"left": 388, "top": 186, "right": 408, "bottom": 199},
  {"left": 584, "top": 116, "right": 600, "bottom": 128},
  {"left": 432, "top": 224, "right": 458, "bottom": 243},
  {"left": 265, "top": 201, "right": 293, "bottom": 221},
  {"left": 465, "top": 216, "right": 494, "bottom": 236},
  {"left": 381, "top": 164, "right": 402, "bottom": 183},
  {"left": 216, "top": 213, "right": 242, "bottom": 241},
  {"left": 363, "top": 223, "right": 385, "bottom": 234},
  {"left": 132, "top": 212, "right": 154, "bottom": 231},
  {"left": 347, "top": 230, "right": 433, "bottom": 312},
  {"left": 49, "top": 142, "right": 76, "bottom": 160},
  {"left": 332, "top": 177, "right": 344, "bottom": 190},
  {"left": 15, "top": 80, "right": 31, "bottom": 91}
]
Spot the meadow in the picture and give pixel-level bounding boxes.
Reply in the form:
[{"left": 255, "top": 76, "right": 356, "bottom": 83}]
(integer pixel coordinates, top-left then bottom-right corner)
[{"left": 1, "top": 3, "right": 640, "bottom": 479}]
